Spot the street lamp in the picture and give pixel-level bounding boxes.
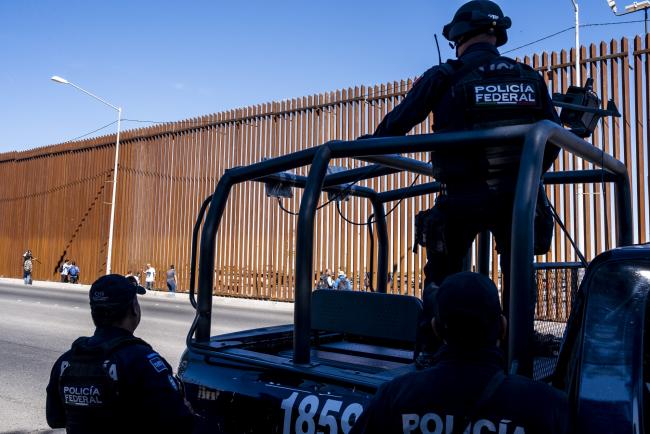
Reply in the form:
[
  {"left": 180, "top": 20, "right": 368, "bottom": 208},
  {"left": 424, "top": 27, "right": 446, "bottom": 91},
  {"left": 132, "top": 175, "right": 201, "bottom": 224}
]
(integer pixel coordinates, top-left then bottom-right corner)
[
  {"left": 606, "top": 0, "right": 650, "bottom": 34},
  {"left": 51, "top": 75, "right": 122, "bottom": 275}
]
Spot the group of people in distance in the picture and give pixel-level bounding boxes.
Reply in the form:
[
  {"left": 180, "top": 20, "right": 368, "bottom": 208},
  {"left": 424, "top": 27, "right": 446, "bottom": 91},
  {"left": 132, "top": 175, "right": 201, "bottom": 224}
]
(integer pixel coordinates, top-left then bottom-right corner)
[
  {"left": 125, "top": 264, "right": 177, "bottom": 293},
  {"left": 317, "top": 268, "right": 353, "bottom": 290},
  {"left": 59, "top": 259, "right": 80, "bottom": 284},
  {"left": 23, "top": 252, "right": 177, "bottom": 294}
]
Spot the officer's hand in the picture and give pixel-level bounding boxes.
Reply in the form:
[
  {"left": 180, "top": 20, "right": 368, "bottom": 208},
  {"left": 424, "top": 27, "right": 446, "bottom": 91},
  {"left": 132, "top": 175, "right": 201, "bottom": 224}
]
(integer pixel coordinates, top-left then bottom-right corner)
[{"left": 357, "top": 134, "right": 373, "bottom": 140}]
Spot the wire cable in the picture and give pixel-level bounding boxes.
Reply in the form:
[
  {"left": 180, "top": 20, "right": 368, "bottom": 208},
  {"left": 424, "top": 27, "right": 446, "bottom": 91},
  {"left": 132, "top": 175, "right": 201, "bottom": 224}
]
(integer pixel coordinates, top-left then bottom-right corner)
[
  {"left": 334, "top": 173, "right": 422, "bottom": 226},
  {"left": 276, "top": 163, "right": 389, "bottom": 216},
  {"left": 65, "top": 120, "right": 118, "bottom": 142},
  {"left": 549, "top": 202, "right": 588, "bottom": 267},
  {"left": 277, "top": 197, "right": 299, "bottom": 215},
  {"left": 503, "top": 19, "right": 645, "bottom": 55}
]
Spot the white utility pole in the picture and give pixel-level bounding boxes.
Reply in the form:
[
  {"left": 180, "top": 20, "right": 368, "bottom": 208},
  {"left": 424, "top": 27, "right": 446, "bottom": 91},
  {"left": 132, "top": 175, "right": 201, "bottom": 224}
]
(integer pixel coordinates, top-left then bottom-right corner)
[{"left": 51, "top": 76, "right": 122, "bottom": 275}]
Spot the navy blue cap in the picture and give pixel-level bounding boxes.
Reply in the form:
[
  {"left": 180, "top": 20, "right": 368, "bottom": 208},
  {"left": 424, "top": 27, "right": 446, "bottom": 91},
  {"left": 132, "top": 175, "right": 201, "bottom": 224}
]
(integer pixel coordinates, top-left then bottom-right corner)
[
  {"left": 89, "top": 274, "right": 146, "bottom": 311},
  {"left": 435, "top": 272, "right": 502, "bottom": 346}
]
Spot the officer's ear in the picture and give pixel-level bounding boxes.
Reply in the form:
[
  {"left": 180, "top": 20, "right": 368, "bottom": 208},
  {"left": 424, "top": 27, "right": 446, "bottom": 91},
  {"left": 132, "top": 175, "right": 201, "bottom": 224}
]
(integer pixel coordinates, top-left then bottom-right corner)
[
  {"left": 431, "top": 317, "right": 443, "bottom": 340},
  {"left": 131, "top": 297, "right": 140, "bottom": 316}
]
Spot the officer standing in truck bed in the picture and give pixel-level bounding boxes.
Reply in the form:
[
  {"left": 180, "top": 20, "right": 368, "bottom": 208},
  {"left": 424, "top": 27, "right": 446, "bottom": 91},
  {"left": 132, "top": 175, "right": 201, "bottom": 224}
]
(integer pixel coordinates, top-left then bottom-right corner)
[{"left": 370, "top": 0, "right": 560, "bottom": 298}]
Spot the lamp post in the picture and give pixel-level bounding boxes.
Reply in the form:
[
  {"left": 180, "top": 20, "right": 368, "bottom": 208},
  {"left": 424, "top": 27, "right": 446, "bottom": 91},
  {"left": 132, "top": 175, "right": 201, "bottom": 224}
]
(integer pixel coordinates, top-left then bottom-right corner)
[
  {"left": 606, "top": 0, "right": 650, "bottom": 34},
  {"left": 569, "top": 1, "right": 586, "bottom": 257},
  {"left": 570, "top": 0, "right": 581, "bottom": 85},
  {"left": 51, "top": 75, "right": 122, "bottom": 275}
]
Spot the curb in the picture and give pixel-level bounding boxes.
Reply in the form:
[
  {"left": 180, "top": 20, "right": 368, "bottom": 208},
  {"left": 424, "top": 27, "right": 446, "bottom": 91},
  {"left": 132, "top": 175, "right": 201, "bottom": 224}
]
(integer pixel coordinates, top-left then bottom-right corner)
[{"left": 0, "top": 277, "right": 294, "bottom": 312}]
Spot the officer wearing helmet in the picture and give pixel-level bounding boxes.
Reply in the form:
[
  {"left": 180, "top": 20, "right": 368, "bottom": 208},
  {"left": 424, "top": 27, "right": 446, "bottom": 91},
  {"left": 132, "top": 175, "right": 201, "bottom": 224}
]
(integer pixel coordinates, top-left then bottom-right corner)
[
  {"left": 349, "top": 272, "right": 570, "bottom": 434},
  {"left": 370, "top": 1, "right": 560, "bottom": 301},
  {"left": 45, "top": 274, "right": 193, "bottom": 433}
]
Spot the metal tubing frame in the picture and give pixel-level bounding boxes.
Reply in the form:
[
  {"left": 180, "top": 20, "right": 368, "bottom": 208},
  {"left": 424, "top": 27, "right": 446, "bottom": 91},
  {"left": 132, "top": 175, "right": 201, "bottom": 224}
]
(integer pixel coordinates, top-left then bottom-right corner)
[
  {"left": 508, "top": 120, "right": 631, "bottom": 376},
  {"left": 192, "top": 120, "right": 632, "bottom": 373},
  {"left": 189, "top": 195, "right": 213, "bottom": 309},
  {"left": 193, "top": 146, "right": 391, "bottom": 346},
  {"left": 257, "top": 171, "right": 390, "bottom": 296},
  {"left": 294, "top": 146, "right": 332, "bottom": 364}
]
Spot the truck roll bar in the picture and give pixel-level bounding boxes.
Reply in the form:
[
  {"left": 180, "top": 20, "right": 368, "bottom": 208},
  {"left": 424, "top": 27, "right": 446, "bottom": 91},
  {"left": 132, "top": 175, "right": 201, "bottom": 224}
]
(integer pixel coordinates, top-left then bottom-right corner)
[{"left": 191, "top": 120, "right": 632, "bottom": 377}]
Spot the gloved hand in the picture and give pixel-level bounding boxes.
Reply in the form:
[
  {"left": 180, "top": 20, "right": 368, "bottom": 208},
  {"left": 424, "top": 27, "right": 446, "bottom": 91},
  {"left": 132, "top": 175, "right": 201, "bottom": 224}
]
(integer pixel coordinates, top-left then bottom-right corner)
[{"left": 357, "top": 134, "right": 373, "bottom": 140}]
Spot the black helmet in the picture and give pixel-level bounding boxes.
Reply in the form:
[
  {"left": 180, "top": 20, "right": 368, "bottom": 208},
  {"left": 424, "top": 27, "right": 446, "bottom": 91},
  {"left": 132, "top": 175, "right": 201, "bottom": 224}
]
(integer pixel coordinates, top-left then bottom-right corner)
[{"left": 443, "top": 0, "right": 511, "bottom": 47}]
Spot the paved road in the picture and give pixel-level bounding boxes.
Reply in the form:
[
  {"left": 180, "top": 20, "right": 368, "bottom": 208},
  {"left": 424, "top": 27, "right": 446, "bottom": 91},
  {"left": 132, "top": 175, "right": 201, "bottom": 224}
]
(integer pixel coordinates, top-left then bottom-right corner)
[{"left": 0, "top": 279, "right": 293, "bottom": 433}]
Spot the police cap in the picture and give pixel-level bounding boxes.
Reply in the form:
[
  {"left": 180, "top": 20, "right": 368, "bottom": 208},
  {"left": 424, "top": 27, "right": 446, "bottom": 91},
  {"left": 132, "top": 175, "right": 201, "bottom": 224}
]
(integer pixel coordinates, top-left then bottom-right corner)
[
  {"left": 443, "top": 0, "right": 511, "bottom": 47},
  {"left": 89, "top": 274, "right": 146, "bottom": 311},
  {"left": 434, "top": 272, "right": 502, "bottom": 347}
]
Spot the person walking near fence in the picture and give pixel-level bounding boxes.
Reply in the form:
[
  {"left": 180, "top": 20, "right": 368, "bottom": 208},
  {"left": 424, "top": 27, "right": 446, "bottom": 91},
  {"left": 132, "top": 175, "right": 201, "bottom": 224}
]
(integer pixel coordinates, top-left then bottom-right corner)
[
  {"left": 166, "top": 265, "right": 177, "bottom": 294},
  {"left": 23, "top": 249, "right": 37, "bottom": 285},
  {"left": 144, "top": 264, "right": 156, "bottom": 291},
  {"left": 316, "top": 269, "right": 334, "bottom": 290},
  {"left": 68, "top": 262, "right": 80, "bottom": 284},
  {"left": 333, "top": 270, "right": 352, "bottom": 290},
  {"left": 125, "top": 270, "right": 140, "bottom": 285},
  {"left": 60, "top": 259, "right": 71, "bottom": 283}
]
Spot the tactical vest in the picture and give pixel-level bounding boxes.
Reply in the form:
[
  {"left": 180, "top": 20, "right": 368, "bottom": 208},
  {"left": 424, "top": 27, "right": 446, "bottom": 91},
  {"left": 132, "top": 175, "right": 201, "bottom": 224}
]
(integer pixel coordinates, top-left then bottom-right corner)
[
  {"left": 432, "top": 56, "right": 548, "bottom": 188},
  {"left": 58, "top": 335, "right": 149, "bottom": 433}
]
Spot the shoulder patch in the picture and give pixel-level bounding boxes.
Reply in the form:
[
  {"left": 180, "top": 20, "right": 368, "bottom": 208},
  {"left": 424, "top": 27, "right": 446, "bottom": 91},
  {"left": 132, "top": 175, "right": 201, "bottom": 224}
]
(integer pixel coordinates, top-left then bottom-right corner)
[{"left": 147, "top": 353, "right": 168, "bottom": 373}]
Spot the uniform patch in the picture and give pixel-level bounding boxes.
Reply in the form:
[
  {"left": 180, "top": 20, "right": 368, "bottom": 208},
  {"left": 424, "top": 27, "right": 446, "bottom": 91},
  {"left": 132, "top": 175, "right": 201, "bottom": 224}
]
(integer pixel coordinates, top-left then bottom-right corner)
[
  {"left": 147, "top": 354, "right": 167, "bottom": 373},
  {"left": 473, "top": 82, "right": 538, "bottom": 106}
]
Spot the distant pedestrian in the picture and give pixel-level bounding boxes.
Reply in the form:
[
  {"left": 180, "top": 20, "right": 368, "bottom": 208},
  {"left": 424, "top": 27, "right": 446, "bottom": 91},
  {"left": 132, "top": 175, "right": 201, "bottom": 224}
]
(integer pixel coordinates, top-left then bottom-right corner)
[
  {"left": 68, "top": 262, "right": 80, "bottom": 284},
  {"left": 60, "top": 259, "right": 71, "bottom": 283},
  {"left": 316, "top": 268, "right": 334, "bottom": 290},
  {"left": 364, "top": 272, "right": 372, "bottom": 291},
  {"left": 144, "top": 263, "right": 156, "bottom": 291},
  {"left": 125, "top": 270, "right": 140, "bottom": 285},
  {"left": 333, "top": 270, "right": 352, "bottom": 291},
  {"left": 23, "top": 250, "right": 35, "bottom": 285},
  {"left": 166, "top": 265, "right": 177, "bottom": 293}
]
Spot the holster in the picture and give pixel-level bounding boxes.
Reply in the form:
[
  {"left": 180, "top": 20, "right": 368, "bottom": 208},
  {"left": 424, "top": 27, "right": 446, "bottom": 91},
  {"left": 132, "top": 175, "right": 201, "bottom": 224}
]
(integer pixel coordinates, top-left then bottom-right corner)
[
  {"left": 534, "top": 184, "right": 555, "bottom": 255},
  {"left": 413, "top": 204, "right": 447, "bottom": 254}
]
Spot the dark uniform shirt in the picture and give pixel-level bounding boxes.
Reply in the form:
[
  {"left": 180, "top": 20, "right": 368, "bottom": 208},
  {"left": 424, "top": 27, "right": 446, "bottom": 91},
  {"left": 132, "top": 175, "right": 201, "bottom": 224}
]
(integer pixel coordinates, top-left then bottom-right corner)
[
  {"left": 46, "top": 326, "right": 193, "bottom": 434},
  {"left": 373, "top": 42, "right": 559, "bottom": 138},
  {"left": 350, "top": 346, "right": 570, "bottom": 434}
]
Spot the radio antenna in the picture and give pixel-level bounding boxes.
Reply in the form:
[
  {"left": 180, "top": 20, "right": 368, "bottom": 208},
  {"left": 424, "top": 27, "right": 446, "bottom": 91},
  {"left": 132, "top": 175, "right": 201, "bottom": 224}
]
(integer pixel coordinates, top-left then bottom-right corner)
[{"left": 434, "top": 34, "right": 442, "bottom": 65}]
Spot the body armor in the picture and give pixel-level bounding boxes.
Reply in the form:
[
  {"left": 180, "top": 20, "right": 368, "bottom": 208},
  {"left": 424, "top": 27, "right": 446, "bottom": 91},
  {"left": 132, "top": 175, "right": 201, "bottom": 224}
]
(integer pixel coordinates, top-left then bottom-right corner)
[
  {"left": 57, "top": 335, "right": 148, "bottom": 433},
  {"left": 432, "top": 56, "right": 547, "bottom": 189}
]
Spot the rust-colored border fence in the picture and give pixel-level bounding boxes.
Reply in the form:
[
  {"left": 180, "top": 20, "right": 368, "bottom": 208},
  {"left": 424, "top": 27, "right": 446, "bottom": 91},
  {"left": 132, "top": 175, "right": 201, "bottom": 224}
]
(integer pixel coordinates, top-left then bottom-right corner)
[{"left": 1, "top": 36, "right": 648, "bottom": 320}]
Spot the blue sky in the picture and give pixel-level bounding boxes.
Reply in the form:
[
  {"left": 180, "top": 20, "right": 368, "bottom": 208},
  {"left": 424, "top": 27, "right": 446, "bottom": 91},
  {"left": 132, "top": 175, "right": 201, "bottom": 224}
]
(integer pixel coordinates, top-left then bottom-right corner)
[{"left": 0, "top": 0, "right": 647, "bottom": 153}]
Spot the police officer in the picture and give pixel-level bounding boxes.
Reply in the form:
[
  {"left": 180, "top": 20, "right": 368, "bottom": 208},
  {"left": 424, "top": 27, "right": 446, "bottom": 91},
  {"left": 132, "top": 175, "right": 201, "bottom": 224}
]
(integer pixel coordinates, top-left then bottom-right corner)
[
  {"left": 350, "top": 272, "right": 570, "bottom": 434},
  {"left": 46, "top": 274, "right": 193, "bottom": 433},
  {"left": 371, "top": 0, "right": 560, "bottom": 294}
]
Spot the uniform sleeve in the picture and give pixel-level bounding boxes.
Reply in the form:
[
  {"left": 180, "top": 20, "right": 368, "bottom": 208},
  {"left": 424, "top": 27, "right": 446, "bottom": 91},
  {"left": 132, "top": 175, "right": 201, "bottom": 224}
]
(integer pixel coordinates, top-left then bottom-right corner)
[
  {"left": 45, "top": 357, "right": 66, "bottom": 428},
  {"left": 349, "top": 384, "right": 393, "bottom": 434},
  {"left": 132, "top": 350, "right": 194, "bottom": 433},
  {"left": 373, "top": 66, "right": 446, "bottom": 137}
]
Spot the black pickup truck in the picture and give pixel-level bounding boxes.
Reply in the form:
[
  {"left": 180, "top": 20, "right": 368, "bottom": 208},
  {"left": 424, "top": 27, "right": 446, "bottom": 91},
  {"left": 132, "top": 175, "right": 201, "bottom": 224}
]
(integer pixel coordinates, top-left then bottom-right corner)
[{"left": 178, "top": 83, "right": 647, "bottom": 433}]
